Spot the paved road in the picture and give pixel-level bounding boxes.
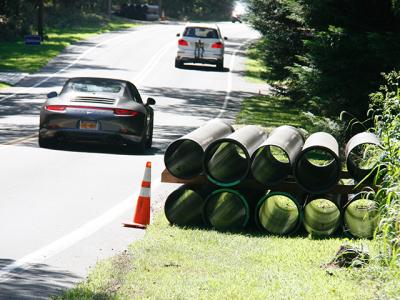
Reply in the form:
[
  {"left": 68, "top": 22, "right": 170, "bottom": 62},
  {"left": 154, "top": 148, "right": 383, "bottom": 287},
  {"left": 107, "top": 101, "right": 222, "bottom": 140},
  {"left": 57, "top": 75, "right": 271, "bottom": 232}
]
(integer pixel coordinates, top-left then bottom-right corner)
[{"left": 0, "top": 22, "right": 263, "bottom": 299}]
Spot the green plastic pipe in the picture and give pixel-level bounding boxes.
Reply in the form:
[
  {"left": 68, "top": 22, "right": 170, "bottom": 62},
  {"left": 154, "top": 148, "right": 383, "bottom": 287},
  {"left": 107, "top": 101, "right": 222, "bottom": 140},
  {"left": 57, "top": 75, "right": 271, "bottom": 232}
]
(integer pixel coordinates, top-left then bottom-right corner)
[
  {"left": 256, "top": 192, "right": 302, "bottom": 235},
  {"left": 203, "top": 189, "right": 249, "bottom": 231}
]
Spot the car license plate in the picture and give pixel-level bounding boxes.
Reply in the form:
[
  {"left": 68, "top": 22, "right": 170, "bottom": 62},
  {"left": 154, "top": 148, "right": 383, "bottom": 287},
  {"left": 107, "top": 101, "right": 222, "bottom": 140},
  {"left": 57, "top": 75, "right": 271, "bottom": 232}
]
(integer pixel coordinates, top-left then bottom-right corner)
[{"left": 80, "top": 120, "right": 98, "bottom": 130}]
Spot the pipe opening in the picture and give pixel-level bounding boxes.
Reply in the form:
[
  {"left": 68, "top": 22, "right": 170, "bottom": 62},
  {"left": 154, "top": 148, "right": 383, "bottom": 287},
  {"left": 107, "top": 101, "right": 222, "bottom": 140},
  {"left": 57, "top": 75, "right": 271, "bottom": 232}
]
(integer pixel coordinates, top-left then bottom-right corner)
[
  {"left": 344, "top": 198, "right": 378, "bottom": 239},
  {"left": 347, "top": 143, "right": 383, "bottom": 182},
  {"left": 165, "top": 139, "right": 204, "bottom": 179},
  {"left": 303, "top": 198, "right": 341, "bottom": 236},
  {"left": 256, "top": 193, "right": 301, "bottom": 235},
  {"left": 203, "top": 189, "right": 249, "bottom": 231},
  {"left": 295, "top": 148, "right": 340, "bottom": 193},
  {"left": 304, "top": 149, "right": 335, "bottom": 167},
  {"left": 251, "top": 146, "right": 290, "bottom": 186},
  {"left": 205, "top": 141, "right": 249, "bottom": 186},
  {"left": 164, "top": 187, "right": 206, "bottom": 226}
]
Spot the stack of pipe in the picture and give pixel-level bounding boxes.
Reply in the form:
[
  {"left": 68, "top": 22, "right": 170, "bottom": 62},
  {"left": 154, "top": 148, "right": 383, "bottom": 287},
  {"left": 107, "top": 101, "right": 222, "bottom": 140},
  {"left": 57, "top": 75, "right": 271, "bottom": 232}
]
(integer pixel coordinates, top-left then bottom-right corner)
[{"left": 164, "top": 123, "right": 382, "bottom": 238}]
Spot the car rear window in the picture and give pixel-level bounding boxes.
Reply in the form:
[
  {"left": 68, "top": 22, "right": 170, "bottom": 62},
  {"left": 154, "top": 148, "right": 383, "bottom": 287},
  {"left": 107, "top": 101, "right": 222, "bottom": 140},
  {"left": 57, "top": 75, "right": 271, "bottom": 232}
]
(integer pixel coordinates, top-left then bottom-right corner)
[
  {"left": 64, "top": 79, "right": 124, "bottom": 94},
  {"left": 183, "top": 27, "right": 219, "bottom": 39}
]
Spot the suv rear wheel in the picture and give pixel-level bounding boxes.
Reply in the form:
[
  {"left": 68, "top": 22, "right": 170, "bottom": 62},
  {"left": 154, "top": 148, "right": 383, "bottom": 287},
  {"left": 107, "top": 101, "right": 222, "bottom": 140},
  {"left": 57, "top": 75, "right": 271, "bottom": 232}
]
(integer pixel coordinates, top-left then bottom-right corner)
[
  {"left": 216, "top": 59, "right": 224, "bottom": 70},
  {"left": 175, "top": 58, "right": 183, "bottom": 68}
]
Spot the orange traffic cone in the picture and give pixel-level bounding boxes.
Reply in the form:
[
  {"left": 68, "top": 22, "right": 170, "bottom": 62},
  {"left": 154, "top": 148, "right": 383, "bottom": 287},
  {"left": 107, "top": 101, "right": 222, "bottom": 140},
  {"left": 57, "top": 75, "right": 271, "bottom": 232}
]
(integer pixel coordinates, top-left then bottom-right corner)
[{"left": 123, "top": 161, "right": 152, "bottom": 229}]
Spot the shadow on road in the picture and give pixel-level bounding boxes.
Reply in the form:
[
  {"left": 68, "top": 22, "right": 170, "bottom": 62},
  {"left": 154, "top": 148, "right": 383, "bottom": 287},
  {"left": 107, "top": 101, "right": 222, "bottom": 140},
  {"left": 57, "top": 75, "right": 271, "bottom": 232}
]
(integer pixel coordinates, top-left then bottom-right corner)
[
  {"left": 178, "top": 64, "right": 229, "bottom": 73},
  {"left": 0, "top": 259, "right": 81, "bottom": 300}
]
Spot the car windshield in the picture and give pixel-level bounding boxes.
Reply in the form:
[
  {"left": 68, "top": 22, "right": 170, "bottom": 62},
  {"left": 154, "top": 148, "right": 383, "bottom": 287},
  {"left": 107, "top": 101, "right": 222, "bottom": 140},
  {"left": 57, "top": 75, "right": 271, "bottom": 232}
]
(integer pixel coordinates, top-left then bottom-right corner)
[
  {"left": 64, "top": 79, "right": 124, "bottom": 94},
  {"left": 183, "top": 27, "right": 219, "bottom": 39}
]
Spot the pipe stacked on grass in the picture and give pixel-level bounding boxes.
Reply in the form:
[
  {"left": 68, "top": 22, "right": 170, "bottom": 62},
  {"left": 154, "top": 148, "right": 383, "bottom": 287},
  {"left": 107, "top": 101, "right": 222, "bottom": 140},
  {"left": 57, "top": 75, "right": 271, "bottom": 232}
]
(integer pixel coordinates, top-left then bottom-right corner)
[
  {"left": 164, "top": 124, "right": 382, "bottom": 237},
  {"left": 303, "top": 194, "right": 341, "bottom": 236},
  {"left": 251, "top": 125, "right": 304, "bottom": 186},
  {"left": 255, "top": 191, "right": 303, "bottom": 235},
  {"left": 343, "top": 192, "right": 379, "bottom": 239},
  {"left": 164, "top": 119, "right": 234, "bottom": 179},
  {"left": 294, "top": 132, "right": 340, "bottom": 194},
  {"left": 204, "top": 125, "right": 266, "bottom": 187},
  {"left": 345, "top": 132, "right": 383, "bottom": 184}
]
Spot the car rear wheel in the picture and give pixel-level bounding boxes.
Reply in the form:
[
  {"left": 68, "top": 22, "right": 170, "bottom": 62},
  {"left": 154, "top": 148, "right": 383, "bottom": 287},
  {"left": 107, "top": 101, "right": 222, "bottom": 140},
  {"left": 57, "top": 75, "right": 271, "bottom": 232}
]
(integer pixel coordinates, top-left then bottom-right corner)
[
  {"left": 175, "top": 58, "right": 183, "bottom": 68},
  {"left": 38, "top": 136, "right": 55, "bottom": 149},
  {"left": 216, "top": 60, "right": 224, "bottom": 71}
]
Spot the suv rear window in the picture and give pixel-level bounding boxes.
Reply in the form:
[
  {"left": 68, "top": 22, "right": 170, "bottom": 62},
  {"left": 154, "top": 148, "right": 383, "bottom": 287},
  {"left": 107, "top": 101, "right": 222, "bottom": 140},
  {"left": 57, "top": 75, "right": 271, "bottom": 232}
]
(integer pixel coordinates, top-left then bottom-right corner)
[{"left": 183, "top": 27, "right": 219, "bottom": 39}]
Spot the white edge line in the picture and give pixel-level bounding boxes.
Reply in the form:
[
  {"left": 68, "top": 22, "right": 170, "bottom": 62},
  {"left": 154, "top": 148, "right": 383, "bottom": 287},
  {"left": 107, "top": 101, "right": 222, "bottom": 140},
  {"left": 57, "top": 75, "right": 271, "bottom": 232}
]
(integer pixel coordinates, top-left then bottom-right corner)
[
  {"left": 216, "top": 40, "right": 251, "bottom": 119},
  {"left": 0, "top": 178, "right": 162, "bottom": 282}
]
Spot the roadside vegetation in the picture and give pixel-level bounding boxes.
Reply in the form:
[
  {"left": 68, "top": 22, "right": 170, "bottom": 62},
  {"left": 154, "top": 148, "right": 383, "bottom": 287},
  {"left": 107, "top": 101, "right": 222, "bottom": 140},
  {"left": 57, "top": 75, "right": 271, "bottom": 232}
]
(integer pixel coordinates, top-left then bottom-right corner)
[
  {"left": 0, "top": 16, "right": 137, "bottom": 73},
  {"left": 0, "top": 82, "right": 10, "bottom": 89},
  {"left": 58, "top": 215, "right": 400, "bottom": 300}
]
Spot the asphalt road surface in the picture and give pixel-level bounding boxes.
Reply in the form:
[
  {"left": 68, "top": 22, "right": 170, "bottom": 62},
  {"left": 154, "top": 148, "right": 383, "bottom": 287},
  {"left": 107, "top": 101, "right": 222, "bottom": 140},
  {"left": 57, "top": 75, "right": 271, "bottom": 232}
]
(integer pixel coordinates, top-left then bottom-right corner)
[{"left": 0, "top": 22, "right": 263, "bottom": 299}]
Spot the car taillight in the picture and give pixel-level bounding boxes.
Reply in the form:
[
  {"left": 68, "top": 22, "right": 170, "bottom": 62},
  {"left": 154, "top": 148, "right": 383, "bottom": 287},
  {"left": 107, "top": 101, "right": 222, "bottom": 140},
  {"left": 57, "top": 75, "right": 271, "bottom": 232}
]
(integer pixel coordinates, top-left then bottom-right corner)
[
  {"left": 114, "top": 109, "right": 139, "bottom": 117},
  {"left": 45, "top": 105, "right": 66, "bottom": 112},
  {"left": 212, "top": 42, "right": 224, "bottom": 49},
  {"left": 178, "top": 39, "right": 189, "bottom": 46}
]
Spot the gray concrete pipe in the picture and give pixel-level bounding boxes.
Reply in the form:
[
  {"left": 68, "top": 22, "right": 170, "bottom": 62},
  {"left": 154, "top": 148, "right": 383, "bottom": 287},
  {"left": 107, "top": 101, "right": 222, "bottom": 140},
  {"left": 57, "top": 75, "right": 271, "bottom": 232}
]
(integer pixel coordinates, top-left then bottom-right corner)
[
  {"left": 293, "top": 132, "right": 340, "bottom": 193},
  {"left": 345, "top": 132, "right": 383, "bottom": 183},
  {"left": 164, "top": 120, "right": 234, "bottom": 179},
  {"left": 203, "top": 125, "right": 267, "bottom": 187},
  {"left": 251, "top": 126, "right": 304, "bottom": 186}
]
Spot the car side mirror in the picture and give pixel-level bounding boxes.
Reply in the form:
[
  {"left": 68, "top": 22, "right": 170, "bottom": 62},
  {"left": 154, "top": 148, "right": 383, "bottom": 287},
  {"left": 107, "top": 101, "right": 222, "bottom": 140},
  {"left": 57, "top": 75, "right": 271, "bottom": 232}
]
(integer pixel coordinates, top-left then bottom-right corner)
[
  {"left": 224, "top": 37, "right": 228, "bottom": 40},
  {"left": 146, "top": 97, "right": 156, "bottom": 105},
  {"left": 176, "top": 33, "right": 181, "bottom": 37},
  {"left": 47, "top": 91, "right": 58, "bottom": 98}
]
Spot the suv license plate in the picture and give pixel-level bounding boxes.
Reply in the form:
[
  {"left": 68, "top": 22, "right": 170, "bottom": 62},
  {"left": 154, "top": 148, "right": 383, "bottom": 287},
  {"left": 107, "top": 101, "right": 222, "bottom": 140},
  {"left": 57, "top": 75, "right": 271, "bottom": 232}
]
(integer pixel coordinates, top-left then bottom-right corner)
[{"left": 80, "top": 120, "right": 98, "bottom": 130}]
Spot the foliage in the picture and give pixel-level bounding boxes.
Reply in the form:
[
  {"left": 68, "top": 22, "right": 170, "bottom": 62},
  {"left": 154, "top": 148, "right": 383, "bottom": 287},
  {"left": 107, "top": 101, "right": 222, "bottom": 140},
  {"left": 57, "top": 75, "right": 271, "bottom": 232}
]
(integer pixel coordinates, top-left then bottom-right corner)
[
  {"left": 370, "top": 71, "right": 400, "bottom": 266},
  {"left": 248, "top": 0, "right": 400, "bottom": 118},
  {"left": 162, "top": 0, "right": 235, "bottom": 21},
  {"left": 0, "top": 17, "right": 137, "bottom": 73}
]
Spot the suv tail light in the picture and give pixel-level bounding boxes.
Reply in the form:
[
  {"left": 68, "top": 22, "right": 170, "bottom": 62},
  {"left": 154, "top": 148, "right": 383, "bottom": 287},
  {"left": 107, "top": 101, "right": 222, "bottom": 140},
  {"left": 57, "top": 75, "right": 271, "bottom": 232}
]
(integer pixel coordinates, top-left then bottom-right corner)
[
  {"left": 178, "top": 39, "right": 189, "bottom": 46},
  {"left": 212, "top": 42, "right": 224, "bottom": 49},
  {"left": 114, "top": 109, "right": 139, "bottom": 117},
  {"left": 45, "top": 105, "right": 66, "bottom": 112}
]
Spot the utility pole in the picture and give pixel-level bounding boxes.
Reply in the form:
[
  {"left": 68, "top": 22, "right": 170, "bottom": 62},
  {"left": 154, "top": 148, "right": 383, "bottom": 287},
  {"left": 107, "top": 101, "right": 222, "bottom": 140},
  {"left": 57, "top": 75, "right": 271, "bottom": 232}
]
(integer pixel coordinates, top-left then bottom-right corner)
[{"left": 37, "top": 0, "right": 44, "bottom": 39}]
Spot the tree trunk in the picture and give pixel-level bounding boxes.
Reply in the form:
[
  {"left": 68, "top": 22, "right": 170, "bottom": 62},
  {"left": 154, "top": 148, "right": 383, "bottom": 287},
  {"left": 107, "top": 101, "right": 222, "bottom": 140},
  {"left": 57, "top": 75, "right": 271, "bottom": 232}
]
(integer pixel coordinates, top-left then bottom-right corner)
[
  {"left": 37, "top": 0, "right": 44, "bottom": 38},
  {"left": 107, "top": 0, "right": 112, "bottom": 16}
]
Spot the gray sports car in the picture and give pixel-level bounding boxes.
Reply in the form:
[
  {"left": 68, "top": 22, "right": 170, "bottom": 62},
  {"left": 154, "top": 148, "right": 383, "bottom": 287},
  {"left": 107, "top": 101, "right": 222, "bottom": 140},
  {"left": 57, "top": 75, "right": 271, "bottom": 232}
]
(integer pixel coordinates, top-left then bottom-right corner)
[{"left": 39, "top": 77, "right": 155, "bottom": 152}]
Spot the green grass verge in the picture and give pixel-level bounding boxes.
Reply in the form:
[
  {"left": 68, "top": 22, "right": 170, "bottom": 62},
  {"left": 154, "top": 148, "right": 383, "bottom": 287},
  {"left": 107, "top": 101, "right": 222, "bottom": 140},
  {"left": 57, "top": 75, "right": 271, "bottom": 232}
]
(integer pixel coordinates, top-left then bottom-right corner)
[
  {"left": 57, "top": 215, "right": 400, "bottom": 299},
  {"left": 245, "top": 43, "right": 267, "bottom": 83},
  {"left": 0, "top": 17, "right": 138, "bottom": 73},
  {"left": 0, "top": 82, "right": 11, "bottom": 90}
]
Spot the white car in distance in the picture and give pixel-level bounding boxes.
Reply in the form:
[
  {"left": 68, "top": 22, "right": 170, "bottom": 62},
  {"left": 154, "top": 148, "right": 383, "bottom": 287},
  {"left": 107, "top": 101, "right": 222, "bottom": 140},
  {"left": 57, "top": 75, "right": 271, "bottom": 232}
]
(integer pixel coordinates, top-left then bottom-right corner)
[{"left": 175, "top": 23, "right": 227, "bottom": 70}]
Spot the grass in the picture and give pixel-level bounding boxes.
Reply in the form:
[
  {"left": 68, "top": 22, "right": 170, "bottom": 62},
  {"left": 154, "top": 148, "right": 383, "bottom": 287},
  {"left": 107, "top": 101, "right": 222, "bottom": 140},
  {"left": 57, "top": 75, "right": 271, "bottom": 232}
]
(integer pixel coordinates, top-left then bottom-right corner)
[
  {"left": 0, "top": 82, "right": 11, "bottom": 90},
  {"left": 0, "top": 17, "right": 138, "bottom": 73},
  {"left": 245, "top": 44, "right": 267, "bottom": 83},
  {"left": 58, "top": 215, "right": 400, "bottom": 299}
]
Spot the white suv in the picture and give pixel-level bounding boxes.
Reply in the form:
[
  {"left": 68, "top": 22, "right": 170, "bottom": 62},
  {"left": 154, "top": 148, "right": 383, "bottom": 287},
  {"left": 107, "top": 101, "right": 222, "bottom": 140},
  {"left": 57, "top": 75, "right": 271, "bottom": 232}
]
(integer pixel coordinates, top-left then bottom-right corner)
[{"left": 175, "top": 23, "right": 227, "bottom": 70}]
